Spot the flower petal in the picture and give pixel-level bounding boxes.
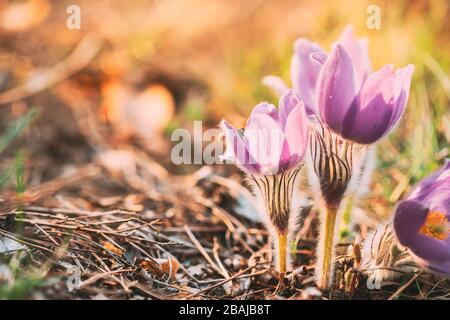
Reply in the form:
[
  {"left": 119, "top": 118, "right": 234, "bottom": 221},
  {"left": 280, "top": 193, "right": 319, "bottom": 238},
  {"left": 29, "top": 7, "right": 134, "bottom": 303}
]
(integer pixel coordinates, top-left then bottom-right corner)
[
  {"left": 248, "top": 102, "right": 279, "bottom": 123},
  {"left": 426, "top": 259, "right": 450, "bottom": 276},
  {"left": 317, "top": 43, "right": 357, "bottom": 135},
  {"left": 291, "top": 38, "right": 325, "bottom": 115},
  {"left": 219, "top": 120, "right": 260, "bottom": 174},
  {"left": 341, "top": 64, "right": 414, "bottom": 144},
  {"left": 283, "top": 101, "right": 308, "bottom": 168},
  {"left": 393, "top": 199, "right": 429, "bottom": 246},
  {"left": 409, "top": 160, "right": 450, "bottom": 203},
  {"left": 405, "top": 234, "right": 450, "bottom": 263},
  {"left": 393, "top": 200, "right": 450, "bottom": 262},
  {"left": 310, "top": 52, "right": 327, "bottom": 65},
  {"left": 262, "top": 76, "right": 289, "bottom": 97},
  {"left": 340, "top": 64, "right": 395, "bottom": 143},
  {"left": 245, "top": 113, "right": 285, "bottom": 175},
  {"left": 278, "top": 89, "right": 301, "bottom": 128},
  {"left": 338, "top": 25, "right": 372, "bottom": 90},
  {"left": 386, "top": 64, "right": 415, "bottom": 132}
]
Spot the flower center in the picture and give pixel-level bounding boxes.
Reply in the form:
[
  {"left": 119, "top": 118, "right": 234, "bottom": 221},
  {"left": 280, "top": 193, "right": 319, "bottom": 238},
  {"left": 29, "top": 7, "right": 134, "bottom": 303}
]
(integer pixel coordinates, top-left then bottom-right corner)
[{"left": 419, "top": 211, "right": 450, "bottom": 241}]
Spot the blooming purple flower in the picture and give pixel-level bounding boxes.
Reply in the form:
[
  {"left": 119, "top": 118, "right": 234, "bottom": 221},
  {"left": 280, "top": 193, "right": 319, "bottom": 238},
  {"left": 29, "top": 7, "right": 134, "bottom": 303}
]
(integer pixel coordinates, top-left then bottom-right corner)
[
  {"left": 279, "top": 26, "right": 414, "bottom": 288},
  {"left": 393, "top": 161, "right": 450, "bottom": 276},
  {"left": 220, "top": 90, "right": 308, "bottom": 175},
  {"left": 263, "top": 25, "right": 371, "bottom": 116},
  {"left": 264, "top": 25, "right": 414, "bottom": 145},
  {"left": 220, "top": 90, "right": 309, "bottom": 272},
  {"left": 289, "top": 38, "right": 325, "bottom": 115},
  {"left": 317, "top": 44, "right": 414, "bottom": 145}
]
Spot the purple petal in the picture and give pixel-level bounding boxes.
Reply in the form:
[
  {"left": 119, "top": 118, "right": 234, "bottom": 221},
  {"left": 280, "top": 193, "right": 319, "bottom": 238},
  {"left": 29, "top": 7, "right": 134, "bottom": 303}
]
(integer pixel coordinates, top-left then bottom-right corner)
[
  {"left": 341, "top": 64, "right": 414, "bottom": 144},
  {"left": 278, "top": 89, "right": 301, "bottom": 128},
  {"left": 393, "top": 162, "right": 450, "bottom": 276},
  {"left": 262, "top": 76, "right": 289, "bottom": 97},
  {"left": 278, "top": 139, "right": 293, "bottom": 172},
  {"left": 409, "top": 160, "right": 450, "bottom": 203},
  {"left": 248, "top": 102, "right": 279, "bottom": 123},
  {"left": 317, "top": 43, "right": 357, "bottom": 135},
  {"left": 310, "top": 52, "right": 327, "bottom": 65},
  {"left": 245, "top": 113, "right": 285, "bottom": 175},
  {"left": 410, "top": 161, "right": 450, "bottom": 217},
  {"left": 340, "top": 64, "right": 395, "bottom": 144},
  {"left": 393, "top": 199, "right": 430, "bottom": 246},
  {"left": 283, "top": 101, "right": 309, "bottom": 168},
  {"left": 393, "top": 200, "right": 450, "bottom": 264},
  {"left": 338, "top": 25, "right": 372, "bottom": 90},
  {"left": 385, "top": 64, "right": 415, "bottom": 132},
  {"left": 426, "top": 259, "right": 450, "bottom": 276},
  {"left": 291, "top": 38, "right": 325, "bottom": 115},
  {"left": 219, "top": 120, "right": 260, "bottom": 174},
  {"left": 405, "top": 234, "right": 450, "bottom": 263}
]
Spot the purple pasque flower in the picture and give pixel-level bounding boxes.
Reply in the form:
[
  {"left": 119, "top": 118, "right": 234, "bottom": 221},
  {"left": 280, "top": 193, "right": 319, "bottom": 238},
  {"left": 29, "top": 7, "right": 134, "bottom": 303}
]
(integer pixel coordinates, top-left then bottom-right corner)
[
  {"left": 263, "top": 25, "right": 371, "bottom": 116},
  {"left": 317, "top": 43, "right": 414, "bottom": 145},
  {"left": 312, "top": 57, "right": 414, "bottom": 289},
  {"left": 264, "top": 26, "right": 378, "bottom": 208},
  {"left": 393, "top": 161, "right": 450, "bottom": 275},
  {"left": 220, "top": 89, "right": 308, "bottom": 176},
  {"left": 266, "top": 25, "right": 414, "bottom": 145},
  {"left": 220, "top": 90, "right": 309, "bottom": 272}
]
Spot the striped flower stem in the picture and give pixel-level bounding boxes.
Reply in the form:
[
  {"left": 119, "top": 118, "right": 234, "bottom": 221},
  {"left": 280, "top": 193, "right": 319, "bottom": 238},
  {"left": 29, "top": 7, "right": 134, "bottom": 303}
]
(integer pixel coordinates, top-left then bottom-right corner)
[
  {"left": 310, "top": 123, "right": 361, "bottom": 288},
  {"left": 248, "top": 168, "right": 301, "bottom": 273}
]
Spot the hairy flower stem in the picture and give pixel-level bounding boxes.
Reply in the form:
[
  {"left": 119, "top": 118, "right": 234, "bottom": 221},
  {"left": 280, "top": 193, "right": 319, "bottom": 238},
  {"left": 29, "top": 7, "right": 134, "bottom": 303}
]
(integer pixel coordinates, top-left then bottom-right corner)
[
  {"left": 317, "top": 206, "right": 338, "bottom": 289},
  {"left": 248, "top": 169, "right": 301, "bottom": 273},
  {"left": 309, "top": 124, "right": 360, "bottom": 288},
  {"left": 277, "top": 232, "right": 288, "bottom": 273},
  {"left": 340, "top": 196, "right": 353, "bottom": 239}
]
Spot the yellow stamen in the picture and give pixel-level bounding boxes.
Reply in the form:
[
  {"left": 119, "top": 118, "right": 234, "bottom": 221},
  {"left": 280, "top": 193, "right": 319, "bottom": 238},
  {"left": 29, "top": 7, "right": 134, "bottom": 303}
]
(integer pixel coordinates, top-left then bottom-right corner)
[{"left": 419, "top": 211, "right": 450, "bottom": 241}]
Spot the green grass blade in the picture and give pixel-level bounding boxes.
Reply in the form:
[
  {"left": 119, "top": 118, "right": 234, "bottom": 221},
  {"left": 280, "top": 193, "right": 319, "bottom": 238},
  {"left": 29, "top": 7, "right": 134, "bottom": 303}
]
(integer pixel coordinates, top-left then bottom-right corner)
[{"left": 0, "top": 108, "right": 37, "bottom": 154}]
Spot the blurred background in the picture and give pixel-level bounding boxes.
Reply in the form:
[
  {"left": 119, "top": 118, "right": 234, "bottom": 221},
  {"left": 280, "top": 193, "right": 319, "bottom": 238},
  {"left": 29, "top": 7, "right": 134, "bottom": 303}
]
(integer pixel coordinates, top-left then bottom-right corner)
[
  {"left": 0, "top": 0, "right": 448, "bottom": 299},
  {"left": 1, "top": 0, "right": 448, "bottom": 212}
]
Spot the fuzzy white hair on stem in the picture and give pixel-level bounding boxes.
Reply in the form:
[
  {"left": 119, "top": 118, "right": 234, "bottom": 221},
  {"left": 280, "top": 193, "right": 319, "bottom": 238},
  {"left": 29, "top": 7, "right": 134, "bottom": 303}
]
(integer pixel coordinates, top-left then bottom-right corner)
[
  {"left": 308, "top": 121, "right": 368, "bottom": 289},
  {"left": 355, "top": 145, "right": 377, "bottom": 198},
  {"left": 246, "top": 166, "right": 304, "bottom": 272},
  {"left": 359, "top": 224, "right": 418, "bottom": 288}
]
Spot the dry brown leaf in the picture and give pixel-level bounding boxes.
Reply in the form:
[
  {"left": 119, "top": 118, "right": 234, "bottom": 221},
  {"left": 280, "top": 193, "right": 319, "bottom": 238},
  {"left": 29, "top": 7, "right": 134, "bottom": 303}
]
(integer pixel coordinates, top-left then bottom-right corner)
[
  {"left": 102, "top": 241, "right": 123, "bottom": 256},
  {"left": 140, "top": 257, "right": 180, "bottom": 279}
]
